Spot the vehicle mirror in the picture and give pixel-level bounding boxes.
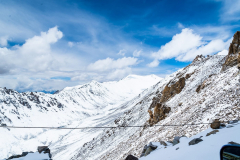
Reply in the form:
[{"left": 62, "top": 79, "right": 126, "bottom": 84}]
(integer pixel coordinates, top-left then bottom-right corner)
[{"left": 220, "top": 145, "right": 240, "bottom": 160}]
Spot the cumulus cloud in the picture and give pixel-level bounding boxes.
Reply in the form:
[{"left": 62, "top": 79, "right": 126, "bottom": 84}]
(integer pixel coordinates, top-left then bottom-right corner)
[
  {"left": 0, "top": 26, "right": 63, "bottom": 73},
  {"left": 217, "top": 49, "right": 228, "bottom": 56},
  {"left": 88, "top": 57, "right": 138, "bottom": 72},
  {"left": 148, "top": 28, "right": 231, "bottom": 66},
  {"left": 147, "top": 59, "right": 159, "bottom": 68}
]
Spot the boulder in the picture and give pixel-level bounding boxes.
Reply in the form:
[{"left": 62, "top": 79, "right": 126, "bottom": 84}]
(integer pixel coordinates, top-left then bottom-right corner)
[
  {"left": 210, "top": 119, "right": 220, "bottom": 129},
  {"left": 140, "top": 145, "right": 148, "bottom": 157},
  {"left": 125, "top": 155, "right": 138, "bottom": 160},
  {"left": 38, "top": 146, "right": 49, "bottom": 153},
  {"left": 206, "top": 130, "right": 219, "bottom": 136},
  {"left": 160, "top": 141, "right": 167, "bottom": 146},
  {"left": 148, "top": 142, "right": 158, "bottom": 150},
  {"left": 37, "top": 146, "right": 52, "bottom": 158},
  {"left": 140, "top": 142, "right": 158, "bottom": 157},
  {"left": 172, "top": 136, "right": 181, "bottom": 146},
  {"left": 189, "top": 138, "right": 203, "bottom": 146}
]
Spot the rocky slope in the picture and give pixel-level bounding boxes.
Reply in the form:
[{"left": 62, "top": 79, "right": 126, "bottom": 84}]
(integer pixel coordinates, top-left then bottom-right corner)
[
  {"left": 139, "top": 121, "right": 240, "bottom": 160},
  {"left": 70, "top": 34, "right": 240, "bottom": 159}
]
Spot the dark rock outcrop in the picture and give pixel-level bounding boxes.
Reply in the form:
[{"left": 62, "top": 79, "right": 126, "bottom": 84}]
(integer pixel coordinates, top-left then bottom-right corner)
[
  {"left": 140, "top": 142, "right": 158, "bottom": 157},
  {"left": 206, "top": 130, "right": 219, "bottom": 136},
  {"left": 210, "top": 119, "right": 220, "bottom": 129},
  {"left": 7, "top": 151, "right": 33, "bottom": 160},
  {"left": 222, "top": 31, "right": 240, "bottom": 71},
  {"left": 172, "top": 136, "right": 181, "bottom": 146},
  {"left": 125, "top": 155, "right": 138, "bottom": 160},
  {"left": 37, "top": 146, "right": 52, "bottom": 158},
  {"left": 189, "top": 138, "right": 203, "bottom": 146}
]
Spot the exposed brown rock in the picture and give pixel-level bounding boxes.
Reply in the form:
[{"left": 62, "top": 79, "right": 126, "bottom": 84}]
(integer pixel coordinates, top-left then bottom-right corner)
[
  {"left": 196, "top": 79, "right": 211, "bottom": 93},
  {"left": 148, "top": 103, "right": 171, "bottom": 125},
  {"left": 185, "top": 74, "right": 191, "bottom": 79},
  {"left": 210, "top": 119, "right": 220, "bottom": 129},
  {"left": 149, "top": 94, "right": 161, "bottom": 109},
  {"left": 222, "top": 31, "right": 240, "bottom": 71},
  {"left": 148, "top": 110, "right": 154, "bottom": 126},
  {"left": 196, "top": 85, "right": 201, "bottom": 93},
  {"left": 160, "top": 77, "right": 186, "bottom": 103}
]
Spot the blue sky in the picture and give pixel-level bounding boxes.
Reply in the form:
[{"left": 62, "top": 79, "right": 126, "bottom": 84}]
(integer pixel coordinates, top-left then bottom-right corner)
[{"left": 0, "top": 0, "right": 239, "bottom": 92}]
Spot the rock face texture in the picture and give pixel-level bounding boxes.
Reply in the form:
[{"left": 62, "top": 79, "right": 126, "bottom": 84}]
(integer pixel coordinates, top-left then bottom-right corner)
[
  {"left": 148, "top": 76, "right": 185, "bottom": 125},
  {"left": 160, "top": 77, "right": 186, "bottom": 103},
  {"left": 222, "top": 31, "right": 240, "bottom": 71},
  {"left": 148, "top": 103, "right": 171, "bottom": 126}
]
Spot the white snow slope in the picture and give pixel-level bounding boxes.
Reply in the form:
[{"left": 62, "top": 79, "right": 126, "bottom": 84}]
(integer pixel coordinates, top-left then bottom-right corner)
[
  {"left": 70, "top": 55, "right": 240, "bottom": 160},
  {"left": 0, "top": 74, "right": 161, "bottom": 159},
  {"left": 140, "top": 121, "right": 240, "bottom": 160}
]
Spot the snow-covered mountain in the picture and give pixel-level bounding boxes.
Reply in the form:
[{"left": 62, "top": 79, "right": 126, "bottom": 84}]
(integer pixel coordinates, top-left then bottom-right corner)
[
  {"left": 70, "top": 54, "right": 240, "bottom": 160},
  {"left": 1, "top": 32, "right": 240, "bottom": 160},
  {"left": 0, "top": 74, "right": 161, "bottom": 159}
]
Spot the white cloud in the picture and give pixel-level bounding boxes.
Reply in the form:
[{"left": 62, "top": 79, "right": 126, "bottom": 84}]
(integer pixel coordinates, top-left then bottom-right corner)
[
  {"left": 88, "top": 57, "right": 138, "bottom": 72},
  {"left": 147, "top": 59, "right": 159, "bottom": 68},
  {"left": 151, "top": 28, "right": 203, "bottom": 59},
  {"left": 0, "top": 26, "right": 64, "bottom": 74},
  {"left": 148, "top": 28, "right": 231, "bottom": 66},
  {"left": 106, "top": 68, "right": 132, "bottom": 80},
  {"left": 0, "top": 36, "right": 9, "bottom": 46},
  {"left": 217, "top": 49, "right": 228, "bottom": 55},
  {"left": 133, "top": 49, "right": 142, "bottom": 57},
  {"left": 117, "top": 49, "right": 126, "bottom": 56},
  {"left": 176, "top": 39, "right": 228, "bottom": 61}
]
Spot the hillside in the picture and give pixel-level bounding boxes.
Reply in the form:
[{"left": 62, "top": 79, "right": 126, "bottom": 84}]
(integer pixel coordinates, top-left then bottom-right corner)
[
  {"left": 71, "top": 44, "right": 240, "bottom": 159},
  {"left": 0, "top": 75, "right": 161, "bottom": 159}
]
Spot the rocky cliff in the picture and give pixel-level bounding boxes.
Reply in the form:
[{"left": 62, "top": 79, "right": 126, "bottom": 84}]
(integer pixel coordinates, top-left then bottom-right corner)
[{"left": 222, "top": 31, "right": 240, "bottom": 71}]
